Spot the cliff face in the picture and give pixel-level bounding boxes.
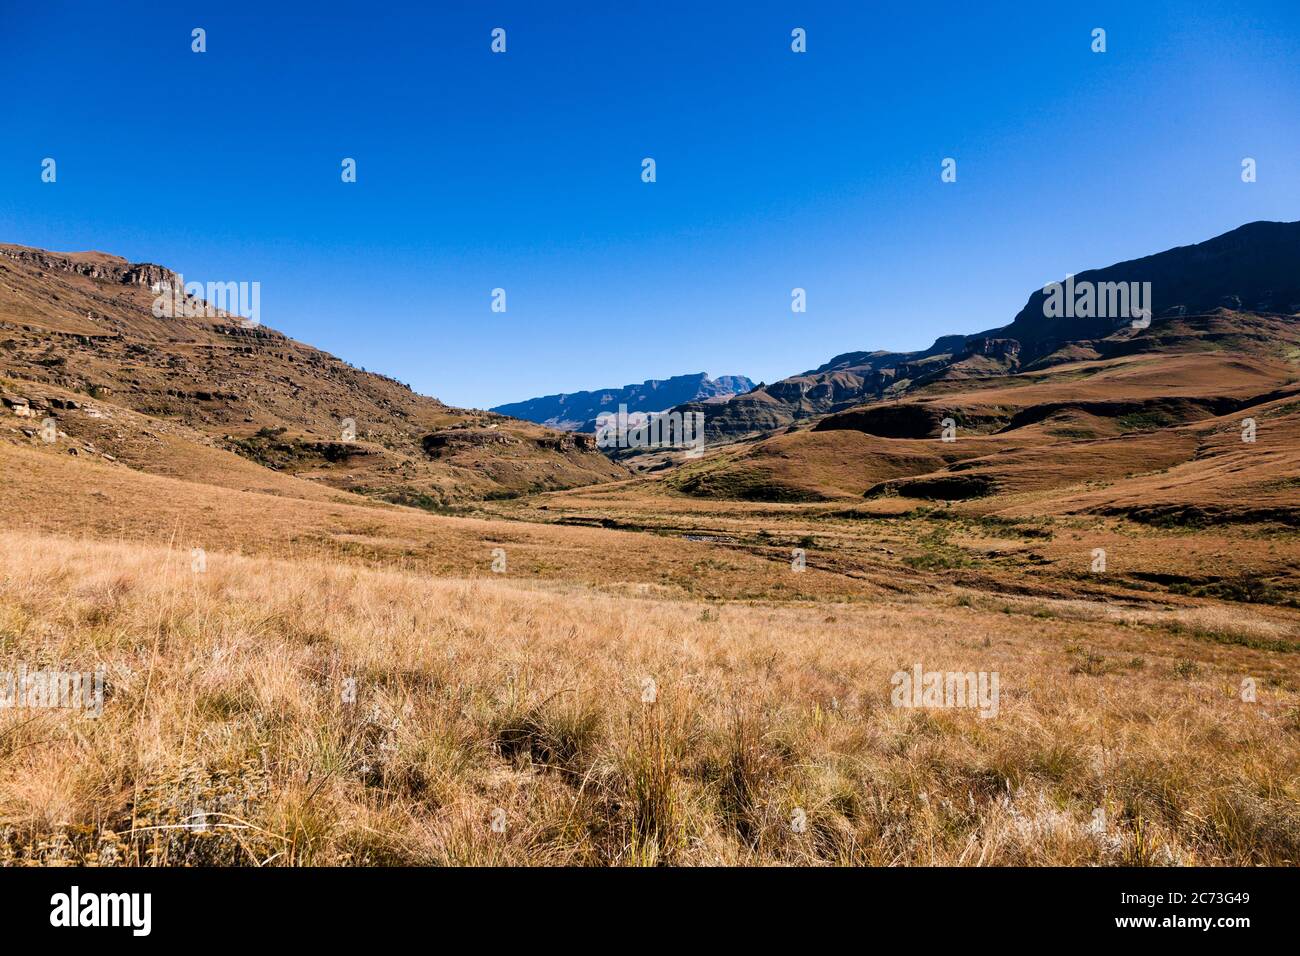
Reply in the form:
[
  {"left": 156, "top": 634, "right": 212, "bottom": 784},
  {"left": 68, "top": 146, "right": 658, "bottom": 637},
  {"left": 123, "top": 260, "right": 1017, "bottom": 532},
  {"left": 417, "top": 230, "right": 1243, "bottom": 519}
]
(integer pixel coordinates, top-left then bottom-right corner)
[
  {"left": 676, "top": 220, "right": 1300, "bottom": 443},
  {"left": 0, "top": 245, "right": 179, "bottom": 291},
  {"left": 997, "top": 220, "right": 1300, "bottom": 354},
  {"left": 491, "top": 372, "right": 755, "bottom": 432}
]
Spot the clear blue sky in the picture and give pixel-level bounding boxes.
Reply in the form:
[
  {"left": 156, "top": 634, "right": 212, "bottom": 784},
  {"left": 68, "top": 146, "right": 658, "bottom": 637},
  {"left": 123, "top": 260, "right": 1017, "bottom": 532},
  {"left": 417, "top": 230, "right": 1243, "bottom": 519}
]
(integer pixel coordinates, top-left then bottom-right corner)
[{"left": 3, "top": 1, "right": 1298, "bottom": 409}]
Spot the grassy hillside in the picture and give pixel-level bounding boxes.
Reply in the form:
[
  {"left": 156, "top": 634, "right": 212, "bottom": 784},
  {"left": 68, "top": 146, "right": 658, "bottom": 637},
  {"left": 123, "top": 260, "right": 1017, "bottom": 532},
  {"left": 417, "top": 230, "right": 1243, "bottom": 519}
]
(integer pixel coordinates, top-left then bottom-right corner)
[
  {"left": 0, "top": 245, "right": 626, "bottom": 503},
  {"left": 651, "top": 313, "right": 1300, "bottom": 517}
]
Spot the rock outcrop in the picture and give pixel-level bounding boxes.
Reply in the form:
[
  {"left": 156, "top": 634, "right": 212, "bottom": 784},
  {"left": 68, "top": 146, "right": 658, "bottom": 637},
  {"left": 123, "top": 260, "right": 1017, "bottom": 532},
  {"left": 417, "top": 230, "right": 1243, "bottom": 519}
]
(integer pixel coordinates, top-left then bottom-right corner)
[{"left": 0, "top": 245, "right": 179, "bottom": 291}]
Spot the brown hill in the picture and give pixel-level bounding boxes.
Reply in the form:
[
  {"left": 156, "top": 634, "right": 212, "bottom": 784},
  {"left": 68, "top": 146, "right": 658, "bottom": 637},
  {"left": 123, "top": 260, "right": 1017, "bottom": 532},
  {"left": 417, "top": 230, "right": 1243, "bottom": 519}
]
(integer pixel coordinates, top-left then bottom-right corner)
[
  {"left": 0, "top": 244, "right": 626, "bottom": 504},
  {"left": 655, "top": 311, "right": 1300, "bottom": 524}
]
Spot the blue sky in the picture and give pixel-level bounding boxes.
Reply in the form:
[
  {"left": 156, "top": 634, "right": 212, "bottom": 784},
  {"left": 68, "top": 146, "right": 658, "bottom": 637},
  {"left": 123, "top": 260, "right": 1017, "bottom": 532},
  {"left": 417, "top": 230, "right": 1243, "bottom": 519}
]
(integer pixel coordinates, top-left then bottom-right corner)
[{"left": 2, "top": 1, "right": 1298, "bottom": 409}]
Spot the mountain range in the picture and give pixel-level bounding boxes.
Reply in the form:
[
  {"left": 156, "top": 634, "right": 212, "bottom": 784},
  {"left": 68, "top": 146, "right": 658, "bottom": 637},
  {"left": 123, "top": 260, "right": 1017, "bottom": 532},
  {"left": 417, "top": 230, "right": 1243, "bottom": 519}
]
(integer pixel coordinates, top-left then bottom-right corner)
[
  {"left": 670, "top": 220, "right": 1300, "bottom": 443},
  {"left": 3, "top": 220, "right": 1298, "bottom": 525},
  {"left": 491, "top": 373, "right": 754, "bottom": 432}
]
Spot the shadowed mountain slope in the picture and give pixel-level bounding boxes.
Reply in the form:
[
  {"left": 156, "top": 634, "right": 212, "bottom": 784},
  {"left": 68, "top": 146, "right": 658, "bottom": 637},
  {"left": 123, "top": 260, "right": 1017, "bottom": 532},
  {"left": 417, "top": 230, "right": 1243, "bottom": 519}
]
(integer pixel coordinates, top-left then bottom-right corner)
[{"left": 677, "top": 221, "right": 1300, "bottom": 443}]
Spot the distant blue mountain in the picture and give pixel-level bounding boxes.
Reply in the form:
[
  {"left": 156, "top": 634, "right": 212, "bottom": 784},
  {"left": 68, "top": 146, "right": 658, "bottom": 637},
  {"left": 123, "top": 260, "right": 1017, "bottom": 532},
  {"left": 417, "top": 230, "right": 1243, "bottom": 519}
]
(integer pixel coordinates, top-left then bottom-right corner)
[{"left": 492, "top": 373, "right": 755, "bottom": 432}]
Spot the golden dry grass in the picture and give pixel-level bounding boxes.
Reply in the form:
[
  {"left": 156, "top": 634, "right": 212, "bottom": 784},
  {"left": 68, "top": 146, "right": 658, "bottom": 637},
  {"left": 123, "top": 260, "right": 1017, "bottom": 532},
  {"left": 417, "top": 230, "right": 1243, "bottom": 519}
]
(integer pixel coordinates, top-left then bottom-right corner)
[{"left": 1, "top": 531, "right": 1296, "bottom": 866}]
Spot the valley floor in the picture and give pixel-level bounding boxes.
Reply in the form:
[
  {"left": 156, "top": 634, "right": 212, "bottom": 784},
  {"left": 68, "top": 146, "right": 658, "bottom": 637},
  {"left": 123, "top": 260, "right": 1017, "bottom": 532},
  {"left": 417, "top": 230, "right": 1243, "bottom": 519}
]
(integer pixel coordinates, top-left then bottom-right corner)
[{"left": 2, "top": 411, "right": 1298, "bottom": 865}]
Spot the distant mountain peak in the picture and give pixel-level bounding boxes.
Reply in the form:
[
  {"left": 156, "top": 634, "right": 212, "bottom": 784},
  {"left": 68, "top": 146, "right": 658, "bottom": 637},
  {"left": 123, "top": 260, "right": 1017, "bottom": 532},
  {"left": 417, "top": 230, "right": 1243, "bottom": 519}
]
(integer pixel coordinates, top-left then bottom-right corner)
[{"left": 492, "top": 372, "right": 755, "bottom": 432}]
